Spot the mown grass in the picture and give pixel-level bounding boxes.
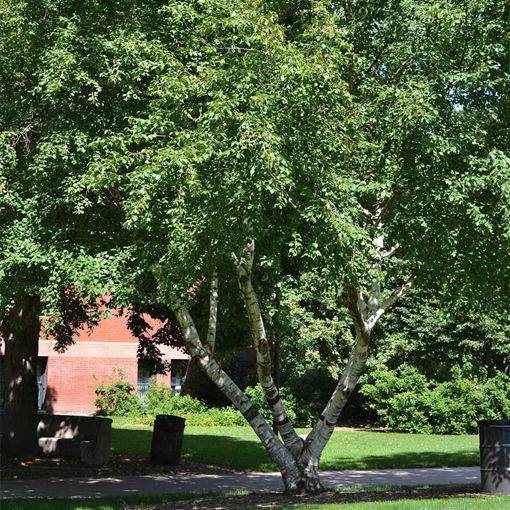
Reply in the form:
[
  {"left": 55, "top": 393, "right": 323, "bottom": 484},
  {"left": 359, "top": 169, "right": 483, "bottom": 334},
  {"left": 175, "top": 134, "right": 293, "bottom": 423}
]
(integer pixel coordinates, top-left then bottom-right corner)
[
  {"left": 4, "top": 494, "right": 508, "bottom": 510},
  {"left": 111, "top": 419, "right": 479, "bottom": 471},
  {"left": 252, "top": 497, "right": 510, "bottom": 510}
]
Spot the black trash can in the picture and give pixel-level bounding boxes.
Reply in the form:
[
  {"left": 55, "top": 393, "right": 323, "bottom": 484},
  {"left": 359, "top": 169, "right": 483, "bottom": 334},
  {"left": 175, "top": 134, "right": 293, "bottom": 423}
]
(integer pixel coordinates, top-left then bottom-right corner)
[
  {"left": 478, "top": 419, "right": 510, "bottom": 494},
  {"left": 150, "top": 415, "right": 186, "bottom": 466}
]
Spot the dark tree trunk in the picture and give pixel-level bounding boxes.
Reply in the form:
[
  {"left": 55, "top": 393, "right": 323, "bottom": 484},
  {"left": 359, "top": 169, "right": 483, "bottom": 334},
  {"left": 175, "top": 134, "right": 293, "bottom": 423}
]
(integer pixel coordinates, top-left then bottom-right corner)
[{"left": 1, "top": 293, "right": 42, "bottom": 456}]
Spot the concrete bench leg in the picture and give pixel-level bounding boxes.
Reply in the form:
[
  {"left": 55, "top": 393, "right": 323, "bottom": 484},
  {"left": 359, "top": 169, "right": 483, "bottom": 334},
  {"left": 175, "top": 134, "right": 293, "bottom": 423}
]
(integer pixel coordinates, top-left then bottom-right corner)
[{"left": 80, "top": 440, "right": 109, "bottom": 466}]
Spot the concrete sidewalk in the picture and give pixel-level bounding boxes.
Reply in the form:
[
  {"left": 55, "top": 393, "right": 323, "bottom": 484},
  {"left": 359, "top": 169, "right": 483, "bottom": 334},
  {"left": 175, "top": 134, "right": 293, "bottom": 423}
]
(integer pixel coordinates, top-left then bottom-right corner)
[{"left": 0, "top": 467, "right": 480, "bottom": 499}]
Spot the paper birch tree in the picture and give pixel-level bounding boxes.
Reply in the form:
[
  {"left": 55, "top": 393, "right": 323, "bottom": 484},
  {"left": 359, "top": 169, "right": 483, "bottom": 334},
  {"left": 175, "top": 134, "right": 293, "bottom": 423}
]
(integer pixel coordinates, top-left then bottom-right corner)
[{"left": 8, "top": 0, "right": 508, "bottom": 490}]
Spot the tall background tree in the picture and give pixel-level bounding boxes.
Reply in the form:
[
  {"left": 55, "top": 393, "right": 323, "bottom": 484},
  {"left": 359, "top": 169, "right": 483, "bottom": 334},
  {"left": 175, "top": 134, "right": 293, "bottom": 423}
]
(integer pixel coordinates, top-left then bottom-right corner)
[{"left": 0, "top": 0, "right": 123, "bottom": 454}]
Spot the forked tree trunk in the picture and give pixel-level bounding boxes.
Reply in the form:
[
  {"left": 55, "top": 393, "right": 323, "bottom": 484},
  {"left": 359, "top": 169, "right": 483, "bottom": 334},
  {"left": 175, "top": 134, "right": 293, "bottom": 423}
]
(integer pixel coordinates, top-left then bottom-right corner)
[
  {"left": 167, "top": 241, "right": 414, "bottom": 492},
  {"left": 171, "top": 299, "right": 303, "bottom": 491},
  {"left": 172, "top": 291, "right": 378, "bottom": 492},
  {"left": 1, "top": 293, "right": 42, "bottom": 456}
]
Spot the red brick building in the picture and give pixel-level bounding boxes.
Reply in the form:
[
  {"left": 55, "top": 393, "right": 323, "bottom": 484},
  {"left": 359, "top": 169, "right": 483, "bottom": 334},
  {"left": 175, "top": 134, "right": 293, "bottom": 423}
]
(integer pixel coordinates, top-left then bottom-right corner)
[{"left": 0, "top": 314, "right": 189, "bottom": 415}]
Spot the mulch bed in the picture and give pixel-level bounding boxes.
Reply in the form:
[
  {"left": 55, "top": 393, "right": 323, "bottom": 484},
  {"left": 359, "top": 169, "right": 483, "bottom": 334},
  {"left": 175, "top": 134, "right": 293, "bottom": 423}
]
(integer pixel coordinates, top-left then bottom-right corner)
[
  {"left": 128, "top": 485, "right": 489, "bottom": 510},
  {"left": 0, "top": 454, "right": 240, "bottom": 479}
]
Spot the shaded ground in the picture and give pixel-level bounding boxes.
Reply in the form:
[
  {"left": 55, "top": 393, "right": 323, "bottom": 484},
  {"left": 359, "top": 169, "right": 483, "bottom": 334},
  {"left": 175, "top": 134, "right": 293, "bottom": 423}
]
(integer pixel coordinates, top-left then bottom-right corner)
[
  {"left": 0, "top": 467, "right": 481, "bottom": 500},
  {"left": 1, "top": 426, "right": 479, "bottom": 481},
  {"left": 125, "top": 485, "right": 488, "bottom": 510},
  {"left": 0, "top": 454, "right": 239, "bottom": 480},
  {"left": 112, "top": 426, "right": 479, "bottom": 472}
]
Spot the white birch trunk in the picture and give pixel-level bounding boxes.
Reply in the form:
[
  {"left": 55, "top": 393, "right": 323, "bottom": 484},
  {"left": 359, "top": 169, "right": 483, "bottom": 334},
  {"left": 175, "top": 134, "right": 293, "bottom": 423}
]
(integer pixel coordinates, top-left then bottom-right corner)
[
  {"left": 233, "top": 239, "right": 303, "bottom": 457},
  {"left": 300, "top": 327, "right": 370, "bottom": 489},
  {"left": 206, "top": 274, "right": 218, "bottom": 353},
  {"left": 171, "top": 298, "right": 303, "bottom": 491}
]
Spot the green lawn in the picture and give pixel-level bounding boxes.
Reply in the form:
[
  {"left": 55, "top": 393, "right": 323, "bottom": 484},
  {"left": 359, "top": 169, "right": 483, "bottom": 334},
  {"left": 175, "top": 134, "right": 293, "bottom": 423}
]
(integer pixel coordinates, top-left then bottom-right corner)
[
  {"left": 255, "top": 498, "right": 510, "bottom": 510},
  {"left": 4, "top": 495, "right": 509, "bottom": 510},
  {"left": 111, "top": 419, "right": 479, "bottom": 471},
  {"left": 2, "top": 493, "right": 198, "bottom": 510}
]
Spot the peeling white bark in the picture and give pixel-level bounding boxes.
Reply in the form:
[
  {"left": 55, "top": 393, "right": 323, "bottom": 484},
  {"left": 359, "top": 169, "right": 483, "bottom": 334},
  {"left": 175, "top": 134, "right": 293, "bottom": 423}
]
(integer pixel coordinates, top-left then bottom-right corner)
[
  {"left": 171, "top": 298, "right": 303, "bottom": 491},
  {"left": 233, "top": 239, "right": 303, "bottom": 457},
  {"left": 206, "top": 273, "right": 218, "bottom": 353}
]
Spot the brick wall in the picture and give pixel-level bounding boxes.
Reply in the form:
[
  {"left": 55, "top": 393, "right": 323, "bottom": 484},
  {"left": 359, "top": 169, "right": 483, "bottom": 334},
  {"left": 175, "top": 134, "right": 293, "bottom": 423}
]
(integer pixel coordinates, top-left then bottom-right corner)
[
  {"left": 0, "top": 312, "right": 188, "bottom": 415},
  {"left": 45, "top": 357, "right": 137, "bottom": 415}
]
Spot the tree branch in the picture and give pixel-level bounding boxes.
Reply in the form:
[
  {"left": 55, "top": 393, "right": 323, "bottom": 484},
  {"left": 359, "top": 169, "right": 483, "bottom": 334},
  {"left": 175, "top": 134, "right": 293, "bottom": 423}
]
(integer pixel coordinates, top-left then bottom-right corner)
[
  {"left": 233, "top": 239, "right": 303, "bottom": 456},
  {"left": 366, "top": 275, "right": 415, "bottom": 329},
  {"left": 381, "top": 243, "right": 400, "bottom": 258},
  {"left": 205, "top": 273, "right": 218, "bottom": 353},
  {"left": 184, "top": 110, "right": 198, "bottom": 123}
]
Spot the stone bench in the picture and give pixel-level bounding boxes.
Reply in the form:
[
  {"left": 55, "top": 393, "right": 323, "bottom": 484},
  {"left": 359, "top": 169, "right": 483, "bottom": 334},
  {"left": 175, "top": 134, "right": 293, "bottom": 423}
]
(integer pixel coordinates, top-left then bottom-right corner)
[{"left": 37, "top": 414, "right": 112, "bottom": 466}]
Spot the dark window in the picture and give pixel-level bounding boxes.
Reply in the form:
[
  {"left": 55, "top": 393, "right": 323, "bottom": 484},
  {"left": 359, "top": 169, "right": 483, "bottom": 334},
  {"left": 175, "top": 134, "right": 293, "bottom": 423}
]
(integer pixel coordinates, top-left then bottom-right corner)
[
  {"left": 137, "top": 360, "right": 153, "bottom": 399},
  {"left": 37, "top": 357, "right": 48, "bottom": 411},
  {"left": 171, "top": 360, "right": 188, "bottom": 395}
]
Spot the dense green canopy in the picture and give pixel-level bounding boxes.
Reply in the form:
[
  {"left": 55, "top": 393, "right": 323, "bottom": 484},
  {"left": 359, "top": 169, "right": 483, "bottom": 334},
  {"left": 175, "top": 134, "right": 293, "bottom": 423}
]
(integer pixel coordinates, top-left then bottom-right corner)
[
  {"left": 58, "top": 0, "right": 509, "bottom": 310},
  {"left": 0, "top": 1, "right": 122, "bottom": 344}
]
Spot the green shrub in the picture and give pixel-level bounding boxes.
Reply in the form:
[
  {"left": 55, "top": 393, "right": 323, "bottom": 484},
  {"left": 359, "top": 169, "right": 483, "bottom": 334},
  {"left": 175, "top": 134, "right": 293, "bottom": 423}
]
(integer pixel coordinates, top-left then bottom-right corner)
[
  {"left": 144, "top": 379, "right": 173, "bottom": 410},
  {"left": 360, "top": 366, "right": 510, "bottom": 434},
  {"left": 245, "top": 384, "right": 297, "bottom": 424},
  {"left": 182, "top": 406, "right": 246, "bottom": 426},
  {"left": 283, "top": 370, "right": 338, "bottom": 427},
  {"left": 93, "top": 368, "right": 144, "bottom": 416},
  {"left": 132, "top": 405, "right": 246, "bottom": 427},
  {"left": 148, "top": 383, "right": 209, "bottom": 416},
  {"left": 95, "top": 376, "right": 247, "bottom": 426}
]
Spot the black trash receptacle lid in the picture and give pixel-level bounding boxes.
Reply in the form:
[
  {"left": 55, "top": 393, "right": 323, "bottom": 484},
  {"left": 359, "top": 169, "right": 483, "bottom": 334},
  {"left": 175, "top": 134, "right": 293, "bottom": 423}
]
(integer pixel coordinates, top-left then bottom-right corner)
[
  {"left": 155, "top": 415, "right": 186, "bottom": 424},
  {"left": 478, "top": 420, "right": 510, "bottom": 426},
  {"left": 154, "top": 414, "right": 185, "bottom": 433}
]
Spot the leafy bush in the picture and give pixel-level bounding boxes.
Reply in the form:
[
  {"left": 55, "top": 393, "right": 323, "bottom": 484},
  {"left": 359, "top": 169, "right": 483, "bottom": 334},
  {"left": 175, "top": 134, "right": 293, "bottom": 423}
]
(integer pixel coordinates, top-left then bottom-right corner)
[
  {"left": 93, "top": 368, "right": 144, "bottom": 416},
  {"left": 283, "top": 370, "right": 338, "bottom": 426},
  {"left": 360, "top": 366, "right": 510, "bottom": 434},
  {"left": 245, "top": 384, "right": 297, "bottom": 424},
  {"left": 177, "top": 406, "right": 246, "bottom": 426},
  {"left": 94, "top": 373, "right": 246, "bottom": 425},
  {"left": 148, "top": 382, "right": 209, "bottom": 415}
]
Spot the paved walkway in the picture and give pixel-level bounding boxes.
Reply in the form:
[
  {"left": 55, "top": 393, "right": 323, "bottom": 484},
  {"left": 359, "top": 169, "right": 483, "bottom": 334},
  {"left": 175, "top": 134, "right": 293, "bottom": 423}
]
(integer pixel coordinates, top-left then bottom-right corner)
[{"left": 0, "top": 467, "right": 480, "bottom": 499}]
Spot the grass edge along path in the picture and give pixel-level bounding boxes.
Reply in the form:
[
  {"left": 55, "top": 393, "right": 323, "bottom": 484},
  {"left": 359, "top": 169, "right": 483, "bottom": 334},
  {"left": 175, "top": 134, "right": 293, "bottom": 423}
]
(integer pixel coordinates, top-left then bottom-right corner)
[
  {"left": 3, "top": 486, "right": 509, "bottom": 510},
  {"left": 247, "top": 498, "right": 509, "bottom": 510},
  {"left": 111, "top": 421, "right": 479, "bottom": 471}
]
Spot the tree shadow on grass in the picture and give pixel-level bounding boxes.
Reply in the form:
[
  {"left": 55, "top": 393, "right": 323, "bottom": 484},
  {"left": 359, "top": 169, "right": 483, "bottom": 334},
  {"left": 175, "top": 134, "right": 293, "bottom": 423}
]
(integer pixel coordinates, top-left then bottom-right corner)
[
  {"left": 111, "top": 428, "right": 479, "bottom": 472},
  {"left": 320, "top": 449, "right": 480, "bottom": 471},
  {"left": 111, "top": 426, "right": 275, "bottom": 470},
  {"left": 110, "top": 425, "right": 153, "bottom": 456},
  {"left": 2, "top": 486, "right": 496, "bottom": 510}
]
